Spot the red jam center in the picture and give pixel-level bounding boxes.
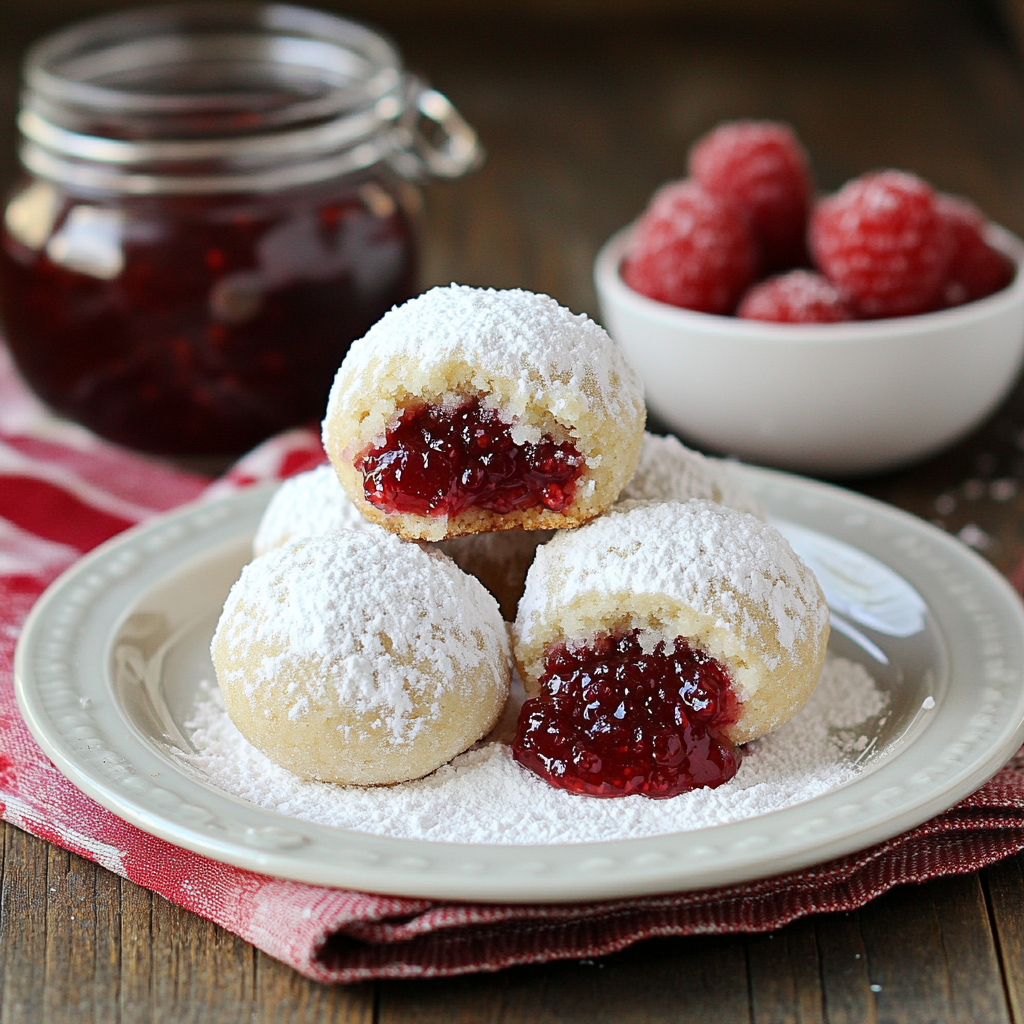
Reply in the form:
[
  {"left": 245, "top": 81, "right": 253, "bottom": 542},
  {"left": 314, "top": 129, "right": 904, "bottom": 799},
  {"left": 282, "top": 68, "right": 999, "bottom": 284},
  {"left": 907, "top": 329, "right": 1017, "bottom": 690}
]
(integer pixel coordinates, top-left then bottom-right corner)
[
  {"left": 513, "top": 631, "right": 741, "bottom": 799},
  {"left": 357, "top": 398, "right": 584, "bottom": 518}
]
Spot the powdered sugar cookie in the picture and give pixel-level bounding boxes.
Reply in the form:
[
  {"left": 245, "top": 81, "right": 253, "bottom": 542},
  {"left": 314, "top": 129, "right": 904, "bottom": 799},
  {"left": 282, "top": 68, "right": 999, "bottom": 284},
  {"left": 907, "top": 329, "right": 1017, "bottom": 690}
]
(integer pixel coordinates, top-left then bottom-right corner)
[
  {"left": 512, "top": 500, "right": 829, "bottom": 798},
  {"left": 212, "top": 532, "right": 511, "bottom": 786},
  {"left": 322, "top": 285, "right": 646, "bottom": 542},
  {"left": 439, "top": 529, "right": 553, "bottom": 621},
  {"left": 253, "top": 464, "right": 548, "bottom": 621},
  {"left": 252, "top": 465, "right": 380, "bottom": 557},
  {"left": 620, "top": 432, "right": 766, "bottom": 518}
]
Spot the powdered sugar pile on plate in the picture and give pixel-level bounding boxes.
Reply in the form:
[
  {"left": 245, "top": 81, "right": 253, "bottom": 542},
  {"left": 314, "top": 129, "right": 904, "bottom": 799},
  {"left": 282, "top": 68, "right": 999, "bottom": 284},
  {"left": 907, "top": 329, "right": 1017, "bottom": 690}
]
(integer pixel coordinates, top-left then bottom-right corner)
[{"left": 179, "top": 655, "right": 886, "bottom": 845}]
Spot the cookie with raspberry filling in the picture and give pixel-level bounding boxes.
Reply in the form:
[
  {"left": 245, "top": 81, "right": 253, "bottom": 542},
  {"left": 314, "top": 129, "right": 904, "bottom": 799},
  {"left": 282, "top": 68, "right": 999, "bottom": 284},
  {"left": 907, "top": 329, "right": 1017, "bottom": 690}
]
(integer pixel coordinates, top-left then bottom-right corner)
[
  {"left": 322, "top": 286, "right": 646, "bottom": 541},
  {"left": 512, "top": 501, "right": 829, "bottom": 797}
]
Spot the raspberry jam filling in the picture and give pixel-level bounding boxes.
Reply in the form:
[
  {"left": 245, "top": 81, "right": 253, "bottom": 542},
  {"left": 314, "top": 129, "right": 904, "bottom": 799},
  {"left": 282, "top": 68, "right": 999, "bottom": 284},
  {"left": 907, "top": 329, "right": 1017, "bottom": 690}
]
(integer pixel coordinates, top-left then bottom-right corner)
[
  {"left": 356, "top": 398, "right": 584, "bottom": 518},
  {"left": 513, "top": 631, "right": 741, "bottom": 798}
]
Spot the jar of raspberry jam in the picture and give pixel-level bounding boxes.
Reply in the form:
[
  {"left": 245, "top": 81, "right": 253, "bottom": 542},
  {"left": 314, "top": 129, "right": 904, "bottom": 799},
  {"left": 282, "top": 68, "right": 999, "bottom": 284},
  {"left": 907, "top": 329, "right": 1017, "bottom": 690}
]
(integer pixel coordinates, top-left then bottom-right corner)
[{"left": 0, "top": 4, "right": 480, "bottom": 456}]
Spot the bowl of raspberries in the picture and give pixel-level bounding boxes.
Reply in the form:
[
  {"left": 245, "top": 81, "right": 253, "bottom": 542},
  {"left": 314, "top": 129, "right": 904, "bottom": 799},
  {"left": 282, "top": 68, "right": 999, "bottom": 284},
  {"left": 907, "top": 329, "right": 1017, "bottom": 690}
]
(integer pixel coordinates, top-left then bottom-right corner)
[{"left": 594, "top": 120, "right": 1024, "bottom": 475}]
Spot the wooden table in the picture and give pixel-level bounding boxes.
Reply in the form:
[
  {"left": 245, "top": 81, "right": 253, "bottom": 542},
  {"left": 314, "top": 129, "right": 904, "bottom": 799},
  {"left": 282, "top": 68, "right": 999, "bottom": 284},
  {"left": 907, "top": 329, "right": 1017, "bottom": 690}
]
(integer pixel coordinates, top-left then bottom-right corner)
[{"left": 5, "top": 2, "right": 1024, "bottom": 1019}]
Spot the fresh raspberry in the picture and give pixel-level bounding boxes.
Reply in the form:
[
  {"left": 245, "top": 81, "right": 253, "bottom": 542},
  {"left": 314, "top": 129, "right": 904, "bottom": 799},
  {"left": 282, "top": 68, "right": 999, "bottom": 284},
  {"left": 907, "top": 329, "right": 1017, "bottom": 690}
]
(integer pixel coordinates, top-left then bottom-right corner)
[
  {"left": 935, "top": 194, "right": 1016, "bottom": 307},
  {"left": 622, "top": 179, "right": 758, "bottom": 314},
  {"left": 689, "top": 120, "right": 813, "bottom": 272},
  {"left": 737, "top": 270, "right": 855, "bottom": 323},
  {"left": 810, "top": 170, "right": 954, "bottom": 319}
]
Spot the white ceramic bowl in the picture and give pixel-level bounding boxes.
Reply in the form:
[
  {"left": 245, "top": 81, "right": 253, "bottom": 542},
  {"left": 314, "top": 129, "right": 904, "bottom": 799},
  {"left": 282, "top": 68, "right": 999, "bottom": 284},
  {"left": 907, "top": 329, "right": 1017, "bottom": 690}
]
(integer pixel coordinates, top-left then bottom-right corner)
[{"left": 594, "top": 226, "right": 1024, "bottom": 475}]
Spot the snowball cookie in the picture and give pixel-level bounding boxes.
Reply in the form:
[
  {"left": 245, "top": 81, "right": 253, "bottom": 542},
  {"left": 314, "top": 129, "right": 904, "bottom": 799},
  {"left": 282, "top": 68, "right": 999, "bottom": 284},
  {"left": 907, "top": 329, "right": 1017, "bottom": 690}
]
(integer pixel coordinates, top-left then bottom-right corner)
[
  {"left": 513, "top": 500, "right": 829, "bottom": 744},
  {"left": 438, "top": 529, "right": 554, "bottom": 621},
  {"left": 252, "top": 465, "right": 381, "bottom": 557},
  {"left": 212, "top": 531, "right": 511, "bottom": 785},
  {"left": 619, "top": 432, "right": 766, "bottom": 519},
  {"left": 252, "top": 464, "right": 546, "bottom": 621},
  {"left": 322, "top": 285, "right": 646, "bottom": 542}
]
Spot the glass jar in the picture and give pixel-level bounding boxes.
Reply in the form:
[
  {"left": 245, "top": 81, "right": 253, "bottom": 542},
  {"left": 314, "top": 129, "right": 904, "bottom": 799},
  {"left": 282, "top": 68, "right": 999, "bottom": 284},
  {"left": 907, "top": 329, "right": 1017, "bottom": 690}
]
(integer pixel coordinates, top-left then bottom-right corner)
[{"left": 0, "top": 3, "right": 481, "bottom": 457}]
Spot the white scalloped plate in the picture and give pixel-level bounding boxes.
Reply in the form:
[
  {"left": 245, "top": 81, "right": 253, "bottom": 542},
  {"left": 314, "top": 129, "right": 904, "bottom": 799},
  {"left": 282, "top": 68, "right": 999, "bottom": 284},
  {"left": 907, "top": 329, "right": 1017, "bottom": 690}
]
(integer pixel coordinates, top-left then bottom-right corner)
[{"left": 14, "top": 466, "right": 1024, "bottom": 903}]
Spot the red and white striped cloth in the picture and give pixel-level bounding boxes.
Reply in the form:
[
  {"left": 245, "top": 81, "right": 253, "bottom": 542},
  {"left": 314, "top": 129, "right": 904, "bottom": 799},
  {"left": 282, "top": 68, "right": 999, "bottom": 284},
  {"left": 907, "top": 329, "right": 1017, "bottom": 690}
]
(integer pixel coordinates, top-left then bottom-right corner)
[{"left": 4, "top": 344, "right": 1024, "bottom": 982}]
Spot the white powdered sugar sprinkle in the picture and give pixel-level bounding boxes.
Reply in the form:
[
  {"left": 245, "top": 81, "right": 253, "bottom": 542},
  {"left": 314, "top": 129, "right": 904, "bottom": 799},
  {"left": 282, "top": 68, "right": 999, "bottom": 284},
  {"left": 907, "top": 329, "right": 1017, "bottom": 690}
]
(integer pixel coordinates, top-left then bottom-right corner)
[
  {"left": 180, "top": 655, "right": 886, "bottom": 844},
  {"left": 213, "top": 532, "right": 508, "bottom": 745},
  {"left": 516, "top": 500, "right": 826, "bottom": 673},
  {"left": 619, "top": 432, "right": 767, "bottom": 519},
  {"left": 251, "top": 464, "right": 378, "bottom": 556},
  {"left": 328, "top": 284, "right": 645, "bottom": 422}
]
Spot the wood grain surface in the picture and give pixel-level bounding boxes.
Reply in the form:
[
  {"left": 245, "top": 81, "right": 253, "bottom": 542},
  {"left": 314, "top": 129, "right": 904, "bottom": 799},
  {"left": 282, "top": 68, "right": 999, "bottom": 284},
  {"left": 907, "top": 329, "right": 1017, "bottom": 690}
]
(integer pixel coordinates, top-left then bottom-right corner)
[{"left": 3, "top": 2, "right": 1024, "bottom": 1020}]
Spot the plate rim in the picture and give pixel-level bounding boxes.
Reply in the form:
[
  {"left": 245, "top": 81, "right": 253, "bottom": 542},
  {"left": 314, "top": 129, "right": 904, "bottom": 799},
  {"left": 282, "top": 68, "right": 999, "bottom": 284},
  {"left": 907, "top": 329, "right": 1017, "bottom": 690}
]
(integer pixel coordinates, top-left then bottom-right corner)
[{"left": 14, "top": 467, "right": 1024, "bottom": 903}]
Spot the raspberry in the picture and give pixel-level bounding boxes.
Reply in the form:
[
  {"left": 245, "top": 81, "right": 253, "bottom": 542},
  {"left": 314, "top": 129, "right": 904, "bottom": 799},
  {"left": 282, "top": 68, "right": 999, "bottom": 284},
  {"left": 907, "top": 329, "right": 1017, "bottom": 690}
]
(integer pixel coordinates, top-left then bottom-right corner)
[
  {"left": 689, "top": 120, "right": 813, "bottom": 272},
  {"left": 621, "top": 180, "right": 758, "bottom": 314},
  {"left": 810, "top": 170, "right": 954, "bottom": 319},
  {"left": 935, "top": 194, "right": 1016, "bottom": 307},
  {"left": 512, "top": 631, "right": 741, "bottom": 798},
  {"left": 737, "top": 270, "right": 854, "bottom": 323}
]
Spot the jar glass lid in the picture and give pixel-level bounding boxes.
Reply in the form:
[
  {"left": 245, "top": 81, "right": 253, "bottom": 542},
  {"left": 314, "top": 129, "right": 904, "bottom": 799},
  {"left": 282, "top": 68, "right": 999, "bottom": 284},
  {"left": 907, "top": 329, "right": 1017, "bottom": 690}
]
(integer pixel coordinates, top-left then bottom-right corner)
[{"left": 19, "top": 2, "right": 481, "bottom": 194}]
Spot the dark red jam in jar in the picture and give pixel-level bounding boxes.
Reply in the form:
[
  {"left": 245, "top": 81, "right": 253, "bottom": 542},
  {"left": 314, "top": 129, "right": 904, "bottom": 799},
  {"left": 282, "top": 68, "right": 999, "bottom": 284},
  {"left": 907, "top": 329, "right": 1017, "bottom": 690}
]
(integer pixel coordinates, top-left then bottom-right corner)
[
  {"left": 2, "top": 179, "right": 416, "bottom": 455},
  {"left": 513, "top": 630, "right": 742, "bottom": 798},
  {"left": 357, "top": 397, "right": 585, "bottom": 517},
  {"left": 0, "top": 5, "right": 480, "bottom": 457}
]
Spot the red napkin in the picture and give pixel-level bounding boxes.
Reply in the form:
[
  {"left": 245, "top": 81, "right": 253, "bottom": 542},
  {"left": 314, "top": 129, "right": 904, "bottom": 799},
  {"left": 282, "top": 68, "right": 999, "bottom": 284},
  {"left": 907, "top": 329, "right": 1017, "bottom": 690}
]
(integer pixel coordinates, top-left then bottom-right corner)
[{"left": 3, "top": 345, "right": 1024, "bottom": 983}]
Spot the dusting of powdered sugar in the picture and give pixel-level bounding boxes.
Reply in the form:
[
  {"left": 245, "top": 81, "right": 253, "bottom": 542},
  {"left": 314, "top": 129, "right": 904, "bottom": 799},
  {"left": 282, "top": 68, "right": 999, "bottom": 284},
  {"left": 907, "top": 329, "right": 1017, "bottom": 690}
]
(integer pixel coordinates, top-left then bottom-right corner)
[
  {"left": 516, "top": 500, "right": 827, "bottom": 671},
  {"left": 325, "top": 285, "right": 645, "bottom": 424},
  {"left": 620, "top": 432, "right": 767, "bottom": 519},
  {"left": 212, "top": 532, "right": 509, "bottom": 745},
  {"left": 252, "top": 465, "right": 379, "bottom": 557},
  {"left": 179, "top": 655, "right": 886, "bottom": 844}
]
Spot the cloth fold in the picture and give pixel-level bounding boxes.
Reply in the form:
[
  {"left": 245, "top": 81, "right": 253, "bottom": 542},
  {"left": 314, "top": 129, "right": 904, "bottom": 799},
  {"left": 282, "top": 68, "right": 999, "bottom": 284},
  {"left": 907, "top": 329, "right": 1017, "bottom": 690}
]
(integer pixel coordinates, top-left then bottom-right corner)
[{"left": 3, "top": 345, "right": 1024, "bottom": 983}]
